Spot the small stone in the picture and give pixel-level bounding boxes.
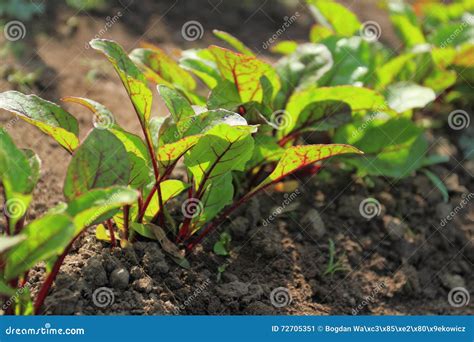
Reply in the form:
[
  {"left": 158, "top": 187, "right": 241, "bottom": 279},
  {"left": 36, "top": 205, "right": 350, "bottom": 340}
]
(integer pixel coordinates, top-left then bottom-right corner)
[
  {"left": 133, "top": 278, "right": 153, "bottom": 293},
  {"left": 301, "top": 208, "right": 326, "bottom": 239},
  {"left": 383, "top": 216, "right": 407, "bottom": 240},
  {"left": 109, "top": 268, "right": 130, "bottom": 289}
]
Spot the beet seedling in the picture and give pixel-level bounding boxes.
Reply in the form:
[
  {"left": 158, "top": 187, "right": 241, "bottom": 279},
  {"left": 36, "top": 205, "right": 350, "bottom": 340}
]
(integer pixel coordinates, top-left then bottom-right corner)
[{"left": 0, "top": 38, "right": 363, "bottom": 314}]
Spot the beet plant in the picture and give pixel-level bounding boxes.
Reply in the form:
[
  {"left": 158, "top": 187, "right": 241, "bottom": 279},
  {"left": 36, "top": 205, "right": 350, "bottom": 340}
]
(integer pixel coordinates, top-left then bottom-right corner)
[
  {"left": 172, "top": 0, "right": 462, "bottom": 181},
  {"left": 0, "top": 37, "right": 362, "bottom": 315}
]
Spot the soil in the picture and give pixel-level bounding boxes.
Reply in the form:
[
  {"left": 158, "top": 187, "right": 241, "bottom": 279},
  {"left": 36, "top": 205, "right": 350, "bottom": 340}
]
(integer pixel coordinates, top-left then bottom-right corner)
[{"left": 0, "top": 0, "right": 473, "bottom": 315}]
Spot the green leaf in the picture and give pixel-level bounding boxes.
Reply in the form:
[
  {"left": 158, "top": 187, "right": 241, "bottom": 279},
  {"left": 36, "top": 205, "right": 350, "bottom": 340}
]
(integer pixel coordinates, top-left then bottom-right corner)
[
  {"left": 157, "top": 85, "right": 195, "bottom": 122},
  {"left": 184, "top": 124, "right": 255, "bottom": 191},
  {"left": 157, "top": 135, "right": 201, "bottom": 171},
  {"left": 251, "top": 144, "right": 363, "bottom": 193},
  {"left": 209, "top": 45, "right": 280, "bottom": 103},
  {"left": 62, "top": 96, "right": 115, "bottom": 129},
  {"left": 335, "top": 117, "right": 427, "bottom": 178},
  {"left": 0, "top": 130, "right": 33, "bottom": 232},
  {"left": 5, "top": 214, "right": 75, "bottom": 280},
  {"left": 207, "top": 80, "right": 242, "bottom": 110},
  {"left": 0, "top": 129, "right": 33, "bottom": 196},
  {"left": 180, "top": 48, "right": 220, "bottom": 89},
  {"left": 64, "top": 129, "right": 131, "bottom": 200},
  {"left": 385, "top": 82, "right": 436, "bottom": 113},
  {"left": 422, "top": 169, "right": 449, "bottom": 203},
  {"left": 144, "top": 180, "right": 189, "bottom": 220},
  {"left": 281, "top": 100, "right": 351, "bottom": 137},
  {"left": 192, "top": 173, "right": 234, "bottom": 231},
  {"left": 22, "top": 149, "right": 41, "bottom": 194},
  {"left": 129, "top": 45, "right": 196, "bottom": 91},
  {"left": 309, "top": 24, "right": 334, "bottom": 43},
  {"left": 0, "top": 235, "right": 26, "bottom": 254},
  {"left": 213, "top": 231, "right": 231, "bottom": 256},
  {"left": 0, "top": 280, "right": 16, "bottom": 296},
  {"left": 274, "top": 43, "right": 333, "bottom": 108},
  {"left": 247, "top": 134, "right": 284, "bottom": 169},
  {"left": 270, "top": 40, "right": 298, "bottom": 55},
  {"left": 0, "top": 91, "right": 79, "bottom": 152},
  {"left": 90, "top": 39, "right": 152, "bottom": 127},
  {"left": 159, "top": 109, "right": 250, "bottom": 144},
  {"left": 388, "top": 2, "right": 426, "bottom": 47},
  {"left": 65, "top": 186, "right": 139, "bottom": 235},
  {"left": 213, "top": 30, "right": 254, "bottom": 56},
  {"left": 63, "top": 97, "right": 151, "bottom": 189},
  {"left": 307, "top": 0, "right": 361, "bottom": 36},
  {"left": 285, "top": 86, "right": 391, "bottom": 133},
  {"left": 375, "top": 53, "right": 416, "bottom": 89},
  {"left": 318, "top": 36, "right": 377, "bottom": 87},
  {"left": 108, "top": 128, "right": 151, "bottom": 189}
]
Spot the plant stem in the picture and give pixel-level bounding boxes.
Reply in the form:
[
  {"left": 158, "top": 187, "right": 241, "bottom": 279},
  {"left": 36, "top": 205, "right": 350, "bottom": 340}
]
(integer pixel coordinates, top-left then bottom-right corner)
[
  {"left": 186, "top": 183, "right": 271, "bottom": 251},
  {"left": 106, "top": 219, "right": 116, "bottom": 247},
  {"left": 123, "top": 205, "right": 130, "bottom": 241},
  {"left": 34, "top": 232, "right": 82, "bottom": 314}
]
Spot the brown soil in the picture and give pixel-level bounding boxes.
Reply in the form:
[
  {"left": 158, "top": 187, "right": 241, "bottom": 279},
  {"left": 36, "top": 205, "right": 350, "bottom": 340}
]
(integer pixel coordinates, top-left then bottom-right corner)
[{"left": 1, "top": 0, "right": 473, "bottom": 315}]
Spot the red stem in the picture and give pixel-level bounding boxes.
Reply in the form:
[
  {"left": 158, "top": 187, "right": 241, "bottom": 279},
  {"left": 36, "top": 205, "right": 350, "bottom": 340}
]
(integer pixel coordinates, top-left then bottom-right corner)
[
  {"left": 123, "top": 205, "right": 130, "bottom": 241},
  {"left": 34, "top": 232, "right": 83, "bottom": 314},
  {"left": 106, "top": 219, "right": 116, "bottom": 247},
  {"left": 185, "top": 183, "right": 271, "bottom": 251}
]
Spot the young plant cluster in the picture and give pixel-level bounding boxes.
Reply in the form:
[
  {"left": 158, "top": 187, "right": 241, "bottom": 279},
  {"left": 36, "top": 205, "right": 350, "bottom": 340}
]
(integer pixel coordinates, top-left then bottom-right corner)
[{"left": 0, "top": 0, "right": 471, "bottom": 315}]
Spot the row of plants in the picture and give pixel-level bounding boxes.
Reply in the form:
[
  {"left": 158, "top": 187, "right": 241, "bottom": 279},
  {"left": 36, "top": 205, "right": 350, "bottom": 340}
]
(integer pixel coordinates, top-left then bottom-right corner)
[{"left": 0, "top": 0, "right": 472, "bottom": 315}]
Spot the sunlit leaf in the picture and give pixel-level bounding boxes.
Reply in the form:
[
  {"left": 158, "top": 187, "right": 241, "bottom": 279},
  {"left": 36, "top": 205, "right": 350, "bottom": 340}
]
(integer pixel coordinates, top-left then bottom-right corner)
[
  {"left": 144, "top": 180, "right": 189, "bottom": 220},
  {"left": 213, "top": 30, "right": 254, "bottom": 56},
  {"left": 64, "top": 129, "right": 130, "bottom": 200},
  {"left": 90, "top": 39, "right": 152, "bottom": 127},
  {"left": 5, "top": 214, "right": 75, "bottom": 280},
  {"left": 307, "top": 0, "right": 361, "bottom": 36},
  {"left": 65, "top": 186, "right": 138, "bottom": 235},
  {"left": 130, "top": 44, "right": 196, "bottom": 91},
  {"left": 0, "top": 91, "right": 79, "bottom": 152},
  {"left": 157, "top": 85, "right": 195, "bottom": 121},
  {"left": 209, "top": 45, "right": 280, "bottom": 103},
  {"left": 251, "top": 144, "right": 362, "bottom": 193},
  {"left": 184, "top": 124, "right": 255, "bottom": 191},
  {"left": 385, "top": 82, "right": 436, "bottom": 113},
  {"left": 335, "top": 117, "right": 427, "bottom": 178}
]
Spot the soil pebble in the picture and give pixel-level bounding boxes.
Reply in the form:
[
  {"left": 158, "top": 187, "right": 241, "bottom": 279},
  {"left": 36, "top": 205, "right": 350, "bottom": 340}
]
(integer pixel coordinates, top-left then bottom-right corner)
[
  {"left": 109, "top": 268, "right": 130, "bottom": 289},
  {"left": 301, "top": 208, "right": 326, "bottom": 239},
  {"left": 383, "top": 216, "right": 407, "bottom": 240},
  {"left": 83, "top": 256, "right": 108, "bottom": 286}
]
